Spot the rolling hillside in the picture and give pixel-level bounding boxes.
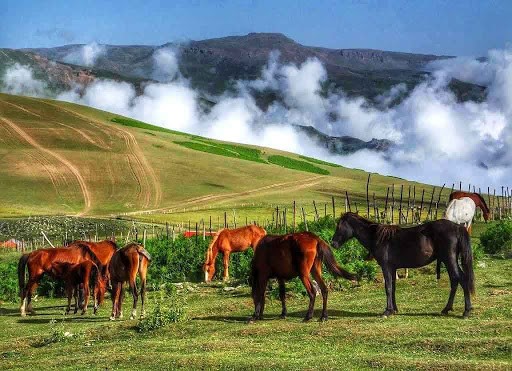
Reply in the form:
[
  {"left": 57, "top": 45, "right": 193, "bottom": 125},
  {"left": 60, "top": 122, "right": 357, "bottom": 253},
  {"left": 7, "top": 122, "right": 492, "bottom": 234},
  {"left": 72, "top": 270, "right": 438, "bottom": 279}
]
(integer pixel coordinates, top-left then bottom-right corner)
[{"left": 0, "top": 93, "right": 432, "bottom": 221}]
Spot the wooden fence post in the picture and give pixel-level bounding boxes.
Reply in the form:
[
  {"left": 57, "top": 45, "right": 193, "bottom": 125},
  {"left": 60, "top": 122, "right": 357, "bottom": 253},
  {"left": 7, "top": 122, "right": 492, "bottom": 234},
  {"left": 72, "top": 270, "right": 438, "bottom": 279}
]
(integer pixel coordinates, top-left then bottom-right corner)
[
  {"left": 434, "top": 183, "right": 445, "bottom": 220},
  {"left": 366, "top": 174, "right": 371, "bottom": 219},
  {"left": 345, "top": 191, "right": 351, "bottom": 212},
  {"left": 313, "top": 201, "right": 319, "bottom": 221},
  {"left": 331, "top": 196, "right": 336, "bottom": 218},
  {"left": 293, "top": 201, "right": 296, "bottom": 232},
  {"left": 419, "top": 189, "right": 425, "bottom": 223},
  {"left": 426, "top": 186, "right": 436, "bottom": 221},
  {"left": 398, "top": 185, "right": 403, "bottom": 224}
]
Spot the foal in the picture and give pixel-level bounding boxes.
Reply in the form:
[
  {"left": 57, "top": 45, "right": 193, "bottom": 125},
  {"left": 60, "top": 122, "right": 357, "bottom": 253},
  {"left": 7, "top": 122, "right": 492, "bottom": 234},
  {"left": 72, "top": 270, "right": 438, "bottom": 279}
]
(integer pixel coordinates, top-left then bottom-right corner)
[{"left": 109, "top": 243, "right": 151, "bottom": 320}]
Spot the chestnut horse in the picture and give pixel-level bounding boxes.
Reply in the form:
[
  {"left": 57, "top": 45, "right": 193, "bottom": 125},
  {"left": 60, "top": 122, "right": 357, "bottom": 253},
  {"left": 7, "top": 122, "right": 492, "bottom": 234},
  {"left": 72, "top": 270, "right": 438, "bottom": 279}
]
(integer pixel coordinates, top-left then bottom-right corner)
[
  {"left": 249, "top": 232, "right": 356, "bottom": 323},
  {"left": 449, "top": 191, "right": 491, "bottom": 221},
  {"left": 332, "top": 213, "right": 475, "bottom": 318},
  {"left": 203, "top": 225, "right": 267, "bottom": 282},
  {"left": 50, "top": 259, "right": 106, "bottom": 315},
  {"left": 109, "top": 243, "right": 151, "bottom": 320},
  {"left": 18, "top": 243, "right": 105, "bottom": 316},
  {"left": 67, "top": 240, "right": 118, "bottom": 279}
]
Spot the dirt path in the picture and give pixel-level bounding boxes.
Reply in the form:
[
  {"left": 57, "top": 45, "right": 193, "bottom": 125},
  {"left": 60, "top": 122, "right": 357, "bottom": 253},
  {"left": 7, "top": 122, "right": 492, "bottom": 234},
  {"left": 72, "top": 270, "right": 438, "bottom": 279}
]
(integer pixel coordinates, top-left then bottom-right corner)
[
  {"left": 126, "top": 175, "right": 326, "bottom": 215},
  {"left": 32, "top": 99, "right": 161, "bottom": 209},
  {"left": 0, "top": 116, "right": 92, "bottom": 215},
  {"left": 0, "top": 100, "right": 42, "bottom": 118},
  {"left": 54, "top": 121, "right": 110, "bottom": 150}
]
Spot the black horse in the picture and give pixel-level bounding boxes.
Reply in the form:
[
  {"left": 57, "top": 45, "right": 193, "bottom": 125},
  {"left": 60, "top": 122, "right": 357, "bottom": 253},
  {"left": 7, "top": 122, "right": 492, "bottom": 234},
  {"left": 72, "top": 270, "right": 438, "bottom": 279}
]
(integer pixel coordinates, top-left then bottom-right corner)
[{"left": 331, "top": 212, "right": 475, "bottom": 318}]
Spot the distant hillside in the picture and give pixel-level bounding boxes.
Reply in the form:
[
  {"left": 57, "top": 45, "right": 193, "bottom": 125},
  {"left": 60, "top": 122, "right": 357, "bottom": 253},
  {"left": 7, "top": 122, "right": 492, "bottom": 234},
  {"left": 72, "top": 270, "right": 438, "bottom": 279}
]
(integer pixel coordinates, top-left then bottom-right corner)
[
  {"left": 24, "top": 33, "right": 486, "bottom": 100},
  {"left": 0, "top": 93, "right": 426, "bottom": 219}
]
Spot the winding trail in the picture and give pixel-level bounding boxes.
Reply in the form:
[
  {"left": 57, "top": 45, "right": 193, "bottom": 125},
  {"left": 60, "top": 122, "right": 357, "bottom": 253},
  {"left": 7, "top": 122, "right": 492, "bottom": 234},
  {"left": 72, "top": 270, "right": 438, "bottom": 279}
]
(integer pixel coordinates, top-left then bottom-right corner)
[
  {"left": 0, "top": 116, "right": 92, "bottom": 215},
  {"left": 126, "top": 175, "right": 326, "bottom": 216},
  {"left": 30, "top": 99, "right": 161, "bottom": 209}
]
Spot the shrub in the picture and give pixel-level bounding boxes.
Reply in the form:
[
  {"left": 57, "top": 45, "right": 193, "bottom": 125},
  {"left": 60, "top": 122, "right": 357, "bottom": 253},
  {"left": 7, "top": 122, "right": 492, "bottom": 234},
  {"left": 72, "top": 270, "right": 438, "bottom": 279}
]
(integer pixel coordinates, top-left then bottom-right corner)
[
  {"left": 136, "top": 289, "right": 186, "bottom": 332},
  {"left": 0, "top": 260, "right": 18, "bottom": 302},
  {"left": 480, "top": 220, "right": 512, "bottom": 256}
]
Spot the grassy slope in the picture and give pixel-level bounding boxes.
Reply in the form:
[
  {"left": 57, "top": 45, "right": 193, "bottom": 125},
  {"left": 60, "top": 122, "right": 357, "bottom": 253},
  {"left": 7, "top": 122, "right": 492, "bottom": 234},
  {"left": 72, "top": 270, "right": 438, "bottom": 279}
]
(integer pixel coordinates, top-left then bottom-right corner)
[
  {"left": 0, "top": 254, "right": 510, "bottom": 369},
  {"left": 0, "top": 93, "right": 433, "bottom": 222}
]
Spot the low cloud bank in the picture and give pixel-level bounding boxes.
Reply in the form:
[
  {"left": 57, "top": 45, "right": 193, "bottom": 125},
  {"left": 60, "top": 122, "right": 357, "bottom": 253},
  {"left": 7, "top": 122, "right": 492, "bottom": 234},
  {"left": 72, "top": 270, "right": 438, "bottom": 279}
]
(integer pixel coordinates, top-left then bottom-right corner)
[{"left": 2, "top": 46, "right": 512, "bottom": 189}]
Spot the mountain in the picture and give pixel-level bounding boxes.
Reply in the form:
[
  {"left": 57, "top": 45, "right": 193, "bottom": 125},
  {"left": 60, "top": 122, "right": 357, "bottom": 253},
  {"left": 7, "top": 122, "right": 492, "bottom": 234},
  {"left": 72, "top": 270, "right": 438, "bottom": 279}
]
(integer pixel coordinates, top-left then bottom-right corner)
[
  {"left": 0, "top": 93, "right": 427, "bottom": 218},
  {"left": 24, "top": 33, "right": 486, "bottom": 100}
]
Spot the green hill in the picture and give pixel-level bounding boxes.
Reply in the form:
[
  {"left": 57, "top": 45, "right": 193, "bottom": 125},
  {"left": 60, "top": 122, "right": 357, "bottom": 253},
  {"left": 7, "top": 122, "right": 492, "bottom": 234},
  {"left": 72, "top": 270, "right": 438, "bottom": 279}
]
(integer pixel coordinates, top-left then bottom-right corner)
[{"left": 0, "top": 93, "right": 433, "bottom": 221}]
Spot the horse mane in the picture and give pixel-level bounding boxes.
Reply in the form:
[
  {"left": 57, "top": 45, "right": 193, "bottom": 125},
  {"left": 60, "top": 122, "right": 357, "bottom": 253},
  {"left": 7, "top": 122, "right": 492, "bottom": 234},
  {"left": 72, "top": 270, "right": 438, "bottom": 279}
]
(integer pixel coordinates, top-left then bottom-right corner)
[
  {"left": 343, "top": 212, "right": 374, "bottom": 225},
  {"left": 474, "top": 193, "right": 490, "bottom": 214},
  {"left": 76, "top": 243, "right": 102, "bottom": 269},
  {"left": 205, "top": 229, "right": 225, "bottom": 264},
  {"left": 376, "top": 225, "right": 401, "bottom": 245}
]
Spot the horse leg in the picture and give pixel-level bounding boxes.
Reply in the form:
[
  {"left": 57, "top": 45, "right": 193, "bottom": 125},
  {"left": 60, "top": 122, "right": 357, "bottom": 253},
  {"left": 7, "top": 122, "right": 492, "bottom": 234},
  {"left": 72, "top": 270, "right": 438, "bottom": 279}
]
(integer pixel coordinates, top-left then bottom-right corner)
[
  {"left": 129, "top": 279, "right": 138, "bottom": 320},
  {"left": 110, "top": 282, "right": 121, "bottom": 320},
  {"left": 81, "top": 282, "right": 90, "bottom": 315},
  {"left": 139, "top": 262, "right": 148, "bottom": 319},
  {"left": 311, "top": 262, "right": 329, "bottom": 321},
  {"left": 278, "top": 278, "right": 287, "bottom": 319},
  {"left": 22, "top": 278, "right": 40, "bottom": 316},
  {"left": 404, "top": 268, "right": 409, "bottom": 279},
  {"left": 382, "top": 266, "right": 395, "bottom": 317},
  {"left": 457, "top": 263, "right": 473, "bottom": 318},
  {"left": 391, "top": 269, "right": 398, "bottom": 313},
  {"left": 223, "top": 251, "right": 230, "bottom": 282},
  {"left": 65, "top": 285, "right": 72, "bottom": 315},
  {"left": 441, "top": 258, "right": 459, "bottom": 315},
  {"left": 249, "top": 273, "right": 267, "bottom": 323},
  {"left": 118, "top": 283, "right": 125, "bottom": 319},
  {"left": 299, "top": 273, "right": 316, "bottom": 322}
]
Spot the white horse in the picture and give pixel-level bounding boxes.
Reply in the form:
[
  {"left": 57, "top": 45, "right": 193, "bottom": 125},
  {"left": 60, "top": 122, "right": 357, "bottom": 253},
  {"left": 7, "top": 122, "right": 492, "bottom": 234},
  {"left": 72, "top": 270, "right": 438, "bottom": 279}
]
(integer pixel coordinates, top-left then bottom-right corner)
[{"left": 444, "top": 197, "right": 476, "bottom": 233}]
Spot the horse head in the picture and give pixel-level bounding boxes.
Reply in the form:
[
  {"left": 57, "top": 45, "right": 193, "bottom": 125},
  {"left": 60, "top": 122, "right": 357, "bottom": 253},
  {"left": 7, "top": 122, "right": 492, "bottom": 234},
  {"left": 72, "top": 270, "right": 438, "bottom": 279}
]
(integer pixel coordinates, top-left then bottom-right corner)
[{"left": 331, "top": 213, "right": 356, "bottom": 248}]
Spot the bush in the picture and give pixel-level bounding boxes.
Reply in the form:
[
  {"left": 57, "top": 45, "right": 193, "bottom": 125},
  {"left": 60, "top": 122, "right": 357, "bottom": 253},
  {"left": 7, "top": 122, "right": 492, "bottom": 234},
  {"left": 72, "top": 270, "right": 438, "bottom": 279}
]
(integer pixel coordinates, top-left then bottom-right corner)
[
  {"left": 136, "top": 288, "right": 186, "bottom": 332},
  {"left": 0, "top": 260, "right": 18, "bottom": 302},
  {"left": 480, "top": 220, "right": 512, "bottom": 256}
]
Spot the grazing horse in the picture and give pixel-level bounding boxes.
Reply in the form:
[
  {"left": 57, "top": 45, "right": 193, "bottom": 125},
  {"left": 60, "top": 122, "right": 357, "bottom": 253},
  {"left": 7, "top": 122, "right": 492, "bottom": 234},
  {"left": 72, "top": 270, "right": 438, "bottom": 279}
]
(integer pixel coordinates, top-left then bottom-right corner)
[
  {"left": 444, "top": 197, "right": 477, "bottom": 234},
  {"left": 18, "top": 244, "right": 104, "bottom": 316},
  {"left": 203, "top": 225, "right": 267, "bottom": 282},
  {"left": 50, "top": 259, "right": 106, "bottom": 315},
  {"left": 67, "top": 240, "right": 118, "bottom": 279},
  {"left": 449, "top": 191, "right": 491, "bottom": 221},
  {"left": 109, "top": 243, "right": 151, "bottom": 320},
  {"left": 249, "top": 232, "right": 356, "bottom": 323},
  {"left": 332, "top": 213, "right": 475, "bottom": 318}
]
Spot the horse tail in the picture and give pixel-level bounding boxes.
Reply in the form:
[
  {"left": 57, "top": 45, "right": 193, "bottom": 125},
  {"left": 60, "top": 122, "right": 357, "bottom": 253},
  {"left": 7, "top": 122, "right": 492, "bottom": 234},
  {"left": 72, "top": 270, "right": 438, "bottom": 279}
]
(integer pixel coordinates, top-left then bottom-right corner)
[
  {"left": 317, "top": 239, "right": 356, "bottom": 280},
  {"left": 18, "top": 254, "right": 29, "bottom": 298},
  {"left": 458, "top": 227, "right": 475, "bottom": 295},
  {"left": 436, "top": 259, "right": 442, "bottom": 280},
  {"left": 137, "top": 248, "right": 152, "bottom": 263}
]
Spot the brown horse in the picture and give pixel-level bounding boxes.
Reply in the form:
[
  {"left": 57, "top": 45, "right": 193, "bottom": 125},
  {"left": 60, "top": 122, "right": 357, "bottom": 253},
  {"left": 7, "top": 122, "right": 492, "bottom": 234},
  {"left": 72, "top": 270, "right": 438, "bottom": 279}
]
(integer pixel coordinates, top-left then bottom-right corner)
[
  {"left": 249, "top": 232, "right": 356, "bottom": 323},
  {"left": 332, "top": 213, "right": 475, "bottom": 318},
  {"left": 109, "top": 243, "right": 151, "bottom": 320},
  {"left": 203, "top": 225, "right": 267, "bottom": 282},
  {"left": 67, "top": 240, "right": 118, "bottom": 279},
  {"left": 50, "top": 259, "right": 106, "bottom": 315},
  {"left": 18, "top": 243, "right": 105, "bottom": 316},
  {"left": 449, "top": 191, "right": 491, "bottom": 221}
]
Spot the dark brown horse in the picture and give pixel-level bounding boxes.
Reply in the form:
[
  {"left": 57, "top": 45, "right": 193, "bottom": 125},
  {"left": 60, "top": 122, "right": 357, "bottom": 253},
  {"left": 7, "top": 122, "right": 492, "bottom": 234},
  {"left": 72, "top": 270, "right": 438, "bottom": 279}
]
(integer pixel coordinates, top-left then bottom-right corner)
[
  {"left": 18, "top": 243, "right": 105, "bottom": 316},
  {"left": 203, "top": 225, "right": 267, "bottom": 282},
  {"left": 449, "top": 191, "right": 491, "bottom": 221},
  {"left": 50, "top": 259, "right": 106, "bottom": 315},
  {"left": 249, "top": 232, "right": 356, "bottom": 323},
  {"left": 109, "top": 243, "right": 151, "bottom": 320},
  {"left": 332, "top": 213, "right": 475, "bottom": 318}
]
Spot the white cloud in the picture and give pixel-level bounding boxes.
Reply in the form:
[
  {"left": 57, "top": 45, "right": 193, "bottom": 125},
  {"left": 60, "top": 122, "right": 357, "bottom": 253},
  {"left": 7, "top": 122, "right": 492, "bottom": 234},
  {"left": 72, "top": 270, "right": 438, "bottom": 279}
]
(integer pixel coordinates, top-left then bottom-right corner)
[
  {"left": 2, "top": 63, "right": 47, "bottom": 96},
  {"left": 63, "top": 42, "right": 106, "bottom": 67}
]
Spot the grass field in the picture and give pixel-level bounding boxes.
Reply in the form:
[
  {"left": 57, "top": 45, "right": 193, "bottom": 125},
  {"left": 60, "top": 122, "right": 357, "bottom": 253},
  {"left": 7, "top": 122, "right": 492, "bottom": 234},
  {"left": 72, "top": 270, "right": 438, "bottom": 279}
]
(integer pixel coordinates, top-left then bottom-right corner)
[
  {"left": 0, "top": 252, "right": 510, "bottom": 370},
  {"left": 0, "top": 93, "right": 435, "bottom": 223}
]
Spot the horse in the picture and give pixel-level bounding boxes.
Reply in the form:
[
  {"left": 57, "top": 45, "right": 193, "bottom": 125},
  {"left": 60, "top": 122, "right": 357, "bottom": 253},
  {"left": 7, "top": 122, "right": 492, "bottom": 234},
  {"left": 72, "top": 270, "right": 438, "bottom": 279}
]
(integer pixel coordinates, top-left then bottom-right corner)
[
  {"left": 444, "top": 197, "right": 477, "bottom": 234},
  {"left": 203, "top": 225, "right": 267, "bottom": 282},
  {"left": 449, "top": 191, "right": 491, "bottom": 221},
  {"left": 18, "top": 243, "right": 105, "bottom": 316},
  {"left": 67, "top": 240, "right": 118, "bottom": 279},
  {"left": 249, "top": 232, "right": 356, "bottom": 323},
  {"left": 331, "top": 212, "right": 475, "bottom": 318},
  {"left": 108, "top": 243, "right": 151, "bottom": 320},
  {"left": 50, "top": 259, "right": 106, "bottom": 315}
]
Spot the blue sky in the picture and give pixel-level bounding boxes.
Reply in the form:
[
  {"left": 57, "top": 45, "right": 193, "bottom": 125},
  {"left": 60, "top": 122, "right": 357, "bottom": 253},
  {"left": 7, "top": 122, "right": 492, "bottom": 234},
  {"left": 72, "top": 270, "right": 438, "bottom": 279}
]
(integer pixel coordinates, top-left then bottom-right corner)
[{"left": 2, "top": 0, "right": 511, "bottom": 55}]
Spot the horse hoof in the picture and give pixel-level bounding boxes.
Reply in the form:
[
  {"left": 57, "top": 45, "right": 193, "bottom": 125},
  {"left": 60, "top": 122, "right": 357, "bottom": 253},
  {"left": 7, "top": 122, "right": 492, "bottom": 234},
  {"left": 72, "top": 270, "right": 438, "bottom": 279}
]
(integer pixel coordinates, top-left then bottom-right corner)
[
  {"left": 279, "top": 315, "right": 287, "bottom": 320},
  {"left": 246, "top": 317, "right": 256, "bottom": 324},
  {"left": 302, "top": 317, "right": 312, "bottom": 323},
  {"left": 110, "top": 316, "right": 116, "bottom": 321},
  {"left": 319, "top": 316, "right": 328, "bottom": 322},
  {"left": 462, "top": 311, "right": 471, "bottom": 319},
  {"left": 20, "top": 312, "right": 26, "bottom": 317}
]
